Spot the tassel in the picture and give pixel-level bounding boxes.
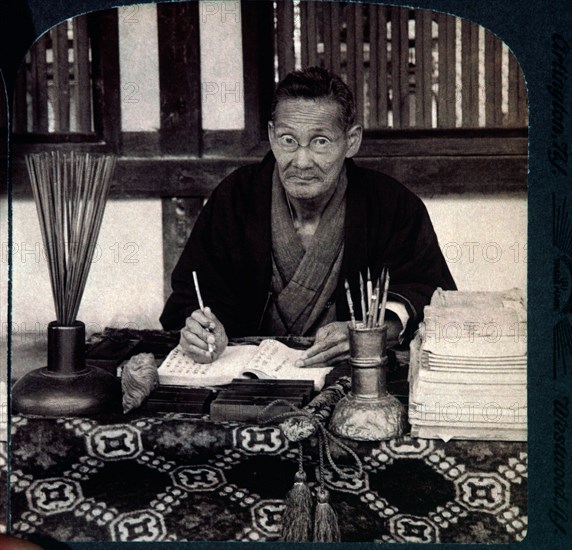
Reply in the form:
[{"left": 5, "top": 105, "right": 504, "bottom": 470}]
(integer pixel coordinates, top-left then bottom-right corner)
[
  {"left": 259, "top": 400, "right": 362, "bottom": 544},
  {"left": 281, "top": 469, "right": 313, "bottom": 541},
  {"left": 313, "top": 487, "right": 340, "bottom": 542}
]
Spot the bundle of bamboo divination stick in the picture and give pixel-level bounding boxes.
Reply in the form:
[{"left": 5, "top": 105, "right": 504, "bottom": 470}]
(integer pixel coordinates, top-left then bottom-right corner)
[{"left": 26, "top": 152, "right": 117, "bottom": 326}]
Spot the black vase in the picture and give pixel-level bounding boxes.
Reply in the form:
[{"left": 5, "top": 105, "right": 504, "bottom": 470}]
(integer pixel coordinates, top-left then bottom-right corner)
[{"left": 12, "top": 321, "right": 121, "bottom": 416}]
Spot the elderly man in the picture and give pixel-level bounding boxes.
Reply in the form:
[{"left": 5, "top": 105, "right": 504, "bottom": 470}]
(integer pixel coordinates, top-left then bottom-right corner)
[{"left": 161, "top": 67, "right": 455, "bottom": 366}]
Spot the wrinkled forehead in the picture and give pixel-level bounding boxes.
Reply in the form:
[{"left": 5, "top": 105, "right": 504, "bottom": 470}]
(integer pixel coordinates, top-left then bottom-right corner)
[{"left": 272, "top": 97, "right": 345, "bottom": 133}]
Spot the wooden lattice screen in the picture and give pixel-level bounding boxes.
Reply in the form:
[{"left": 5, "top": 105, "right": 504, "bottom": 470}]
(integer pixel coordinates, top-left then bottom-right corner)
[
  {"left": 274, "top": 1, "right": 528, "bottom": 129},
  {"left": 13, "top": 15, "right": 93, "bottom": 134},
  {"left": 13, "top": 3, "right": 528, "bottom": 136}
]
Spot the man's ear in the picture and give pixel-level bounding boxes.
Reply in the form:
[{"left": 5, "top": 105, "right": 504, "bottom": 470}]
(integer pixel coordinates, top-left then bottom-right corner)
[
  {"left": 267, "top": 121, "right": 274, "bottom": 143},
  {"left": 345, "top": 124, "right": 363, "bottom": 158}
]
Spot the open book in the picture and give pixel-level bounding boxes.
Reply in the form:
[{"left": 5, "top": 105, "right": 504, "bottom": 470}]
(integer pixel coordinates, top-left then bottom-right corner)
[{"left": 158, "top": 339, "right": 333, "bottom": 390}]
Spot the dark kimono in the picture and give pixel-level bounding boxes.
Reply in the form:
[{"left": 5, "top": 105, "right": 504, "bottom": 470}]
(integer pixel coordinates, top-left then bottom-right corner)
[{"left": 160, "top": 152, "right": 456, "bottom": 344}]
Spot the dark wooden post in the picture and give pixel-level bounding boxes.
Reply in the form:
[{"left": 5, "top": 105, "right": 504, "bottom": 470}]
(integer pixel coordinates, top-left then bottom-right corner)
[
  {"left": 88, "top": 9, "right": 122, "bottom": 152},
  {"left": 241, "top": 0, "right": 275, "bottom": 144},
  {"left": 157, "top": 2, "right": 202, "bottom": 156}
]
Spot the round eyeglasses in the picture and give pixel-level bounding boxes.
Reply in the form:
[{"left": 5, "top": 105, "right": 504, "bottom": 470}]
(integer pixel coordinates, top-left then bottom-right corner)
[{"left": 270, "top": 125, "right": 344, "bottom": 154}]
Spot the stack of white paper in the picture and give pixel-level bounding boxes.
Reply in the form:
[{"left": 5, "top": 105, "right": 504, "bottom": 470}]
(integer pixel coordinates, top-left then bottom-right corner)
[{"left": 408, "top": 288, "right": 527, "bottom": 441}]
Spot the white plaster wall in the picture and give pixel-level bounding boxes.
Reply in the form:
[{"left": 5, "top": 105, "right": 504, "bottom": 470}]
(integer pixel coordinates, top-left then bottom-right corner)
[
  {"left": 7, "top": 198, "right": 165, "bottom": 340},
  {"left": 199, "top": 0, "right": 245, "bottom": 130},
  {"left": 119, "top": 1, "right": 245, "bottom": 132},
  {"left": 5, "top": 193, "right": 527, "bottom": 343},
  {"left": 424, "top": 193, "right": 527, "bottom": 295},
  {"left": 118, "top": 4, "right": 160, "bottom": 132}
]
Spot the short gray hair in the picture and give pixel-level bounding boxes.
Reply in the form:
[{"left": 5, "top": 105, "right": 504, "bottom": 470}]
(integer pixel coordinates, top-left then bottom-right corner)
[{"left": 271, "top": 66, "right": 356, "bottom": 130}]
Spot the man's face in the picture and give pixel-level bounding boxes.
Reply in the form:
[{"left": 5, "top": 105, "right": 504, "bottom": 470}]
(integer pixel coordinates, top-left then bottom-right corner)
[{"left": 268, "top": 98, "right": 362, "bottom": 202}]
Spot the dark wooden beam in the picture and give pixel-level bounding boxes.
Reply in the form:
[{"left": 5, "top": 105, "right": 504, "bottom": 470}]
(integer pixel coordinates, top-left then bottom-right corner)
[
  {"left": 437, "top": 13, "right": 456, "bottom": 128},
  {"left": 12, "top": 134, "right": 527, "bottom": 158},
  {"left": 88, "top": 9, "right": 121, "bottom": 152},
  {"left": 461, "top": 19, "right": 479, "bottom": 127},
  {"left": 121, "top": 132, "right": 161, "bottom": 156},
  {"left": 11, "top": 152, "right": 527, "bottom": 199},
  {"left": 52, "top": 21, "right": 71, "bottom": 132},
  {"left": 362, "top": 155, "right": 527, "bottom": 196},
  {"left": 13, "top": 60, "right": 28, "bottom": 134},
  {"left": 30, "top": 34, "right": 48, "bottom": 133},
  {"left": 73, "top": 15, "right": 92, "bottom": 133},
  {"left": 241, "top": 0, "right": 275, "bottom": 144},
  {"left": 157, "top": 1, "right": 202, "bottom": 156},
  {"left": 200, "top": 131, "right": 527, "bottom": 158},
  {"left": 276, "top": 0, "right": 295, "bottom": 79},
  {"left": 358, "top": 135, "right": 528, "bottom": 157}
]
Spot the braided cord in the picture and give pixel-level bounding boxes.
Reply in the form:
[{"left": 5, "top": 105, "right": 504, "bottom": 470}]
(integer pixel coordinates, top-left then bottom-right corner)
[
  {"left": 259, "top": 399, "right": 363, "bottom": 480},
  {"left": 297, "top": 441, "right": 304, "bottom": 474}
]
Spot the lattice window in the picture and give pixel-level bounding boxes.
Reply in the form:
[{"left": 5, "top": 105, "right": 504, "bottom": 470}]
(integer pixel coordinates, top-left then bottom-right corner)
[
  {"left": 13, "top": 15, "right": 94, "bottom": 135},
  {"left": 273, "top": 1, "right": 527, "bottom": 129}
]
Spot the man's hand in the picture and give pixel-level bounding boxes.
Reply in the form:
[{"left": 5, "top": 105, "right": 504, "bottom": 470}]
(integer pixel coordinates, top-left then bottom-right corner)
[
  {"left": 295, "top": 317, "right": 404, "bottom": 368},
  {"left": 295, "top": 321, "right": 350, "bottom": 367},
  {"left": 179, "top": 307, "right": 228, "bottom": 363}
]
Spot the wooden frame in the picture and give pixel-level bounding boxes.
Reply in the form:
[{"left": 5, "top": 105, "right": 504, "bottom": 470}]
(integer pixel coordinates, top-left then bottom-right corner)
[
  {"left": 12, "top": 9, "right": 121, "bottom": 152},
  {"left": 10, "top": 1, "right": 528, "bottom": 199},
  {"left": 10, "top": 128, "right": 527, "bottom": 199}
]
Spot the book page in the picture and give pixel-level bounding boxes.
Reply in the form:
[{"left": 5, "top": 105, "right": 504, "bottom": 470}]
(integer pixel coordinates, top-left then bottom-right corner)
[
  {"left": 158, "top": 344, "right": 258, "bottom": 386},
  {"left": 243, "top": 340, "right": 332, "bottom": 390}
]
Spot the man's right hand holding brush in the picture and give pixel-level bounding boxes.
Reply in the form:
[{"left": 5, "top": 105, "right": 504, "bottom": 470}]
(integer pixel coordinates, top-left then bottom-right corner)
[
  {"left": 179, "top": 271, "right": 228, "bottom": 363},
  {"left": 179, "top": 306, "right": 228, "bottom": 364}
]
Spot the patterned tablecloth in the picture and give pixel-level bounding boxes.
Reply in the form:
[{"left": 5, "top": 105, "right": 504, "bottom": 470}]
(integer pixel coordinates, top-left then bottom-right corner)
[{"left": 9, "top": 413, "right": 527, "bottom": 544}]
